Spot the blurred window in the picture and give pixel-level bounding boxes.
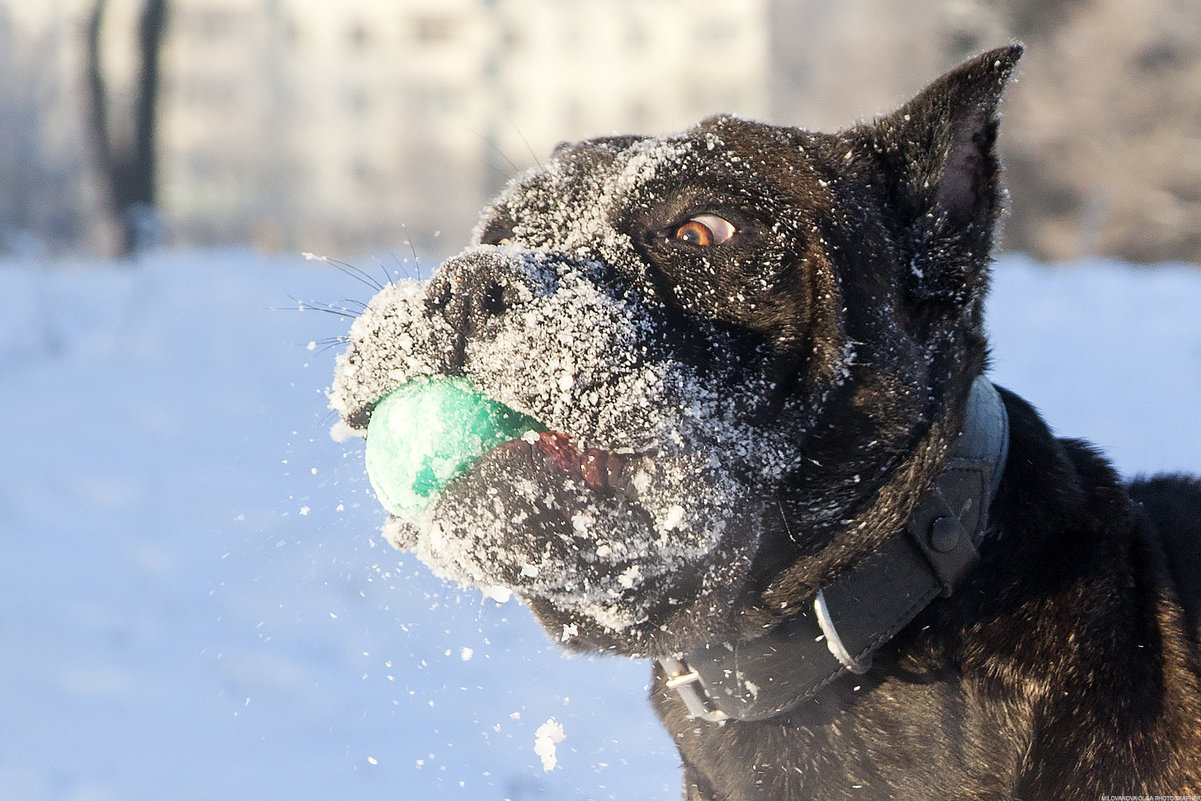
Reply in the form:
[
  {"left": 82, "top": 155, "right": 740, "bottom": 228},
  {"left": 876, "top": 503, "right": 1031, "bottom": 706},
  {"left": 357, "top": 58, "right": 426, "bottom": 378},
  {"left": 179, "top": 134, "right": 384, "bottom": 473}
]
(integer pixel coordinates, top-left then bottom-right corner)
[
  {"left": 349, "top": 22, "right": 371, "bottom": 51},
  {"left": 694, "top": 21, "right": 735, "bottom": 47},
  {"left": 351, "top": 158, "right": 373, "bottom": 189},
  {"left": 280, "top": 19, "right": 301, "bottom": 47},
  {"left": 412, "top": 15, "right": 456, "bottom": 45},
  {"left": 501, "top": 24, "right": 524, "bottom": 53},
  {"left": 347, "top": 88, "right": 371, "bottom": 117},
  {"left": 195, "top": 8, "right": 237, "bottom": 40}
]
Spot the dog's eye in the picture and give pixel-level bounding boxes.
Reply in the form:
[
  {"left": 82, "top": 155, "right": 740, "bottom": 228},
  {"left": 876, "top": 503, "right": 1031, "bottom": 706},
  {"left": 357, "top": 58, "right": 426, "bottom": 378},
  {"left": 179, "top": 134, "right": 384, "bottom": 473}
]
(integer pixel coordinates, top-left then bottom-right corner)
[{"left": 674, "top": 214, "right": 736, "bottom": 247}]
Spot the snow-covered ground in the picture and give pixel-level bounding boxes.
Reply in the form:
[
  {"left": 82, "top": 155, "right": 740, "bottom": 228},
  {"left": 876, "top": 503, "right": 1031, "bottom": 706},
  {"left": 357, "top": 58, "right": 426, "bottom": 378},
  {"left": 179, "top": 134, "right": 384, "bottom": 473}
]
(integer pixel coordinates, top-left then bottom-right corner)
[{"left": 1, "top": 249, "right": 1199, "bottom": 801}]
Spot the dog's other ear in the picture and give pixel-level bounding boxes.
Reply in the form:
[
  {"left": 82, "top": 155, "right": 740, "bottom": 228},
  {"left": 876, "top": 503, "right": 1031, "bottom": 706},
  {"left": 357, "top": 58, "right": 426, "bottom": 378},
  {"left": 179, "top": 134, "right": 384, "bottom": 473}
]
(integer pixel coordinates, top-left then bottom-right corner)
[{"left": 856, "top": 44, "right": 1022, "bottom": 307}]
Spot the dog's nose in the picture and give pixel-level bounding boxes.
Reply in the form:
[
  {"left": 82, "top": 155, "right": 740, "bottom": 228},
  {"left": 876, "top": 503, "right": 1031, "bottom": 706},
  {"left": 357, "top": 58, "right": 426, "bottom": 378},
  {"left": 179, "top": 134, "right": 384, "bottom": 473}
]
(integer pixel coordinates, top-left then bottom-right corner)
[
  {"left": 427, "top": 252, "right": 509, "bottom": 326},
  {"left": 424, "top": 249, "right": 529, "bottom": 350}
]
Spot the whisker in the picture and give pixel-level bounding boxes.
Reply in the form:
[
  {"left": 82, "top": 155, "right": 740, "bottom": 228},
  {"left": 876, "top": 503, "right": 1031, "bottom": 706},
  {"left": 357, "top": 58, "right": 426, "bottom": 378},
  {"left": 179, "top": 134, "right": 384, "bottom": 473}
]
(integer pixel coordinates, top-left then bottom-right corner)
[
  {"left": 311, "top": 335, "right": 351, "bottom": 353},
  {"left": 778, "top": 496, "right": 803, "bottom": 547},
  {"left": 404, "top": 242, "right": 422, "bottom": 276},
  {"left": 389, "top": 251, "right": 420, "bottom": 283},
  {"left": 480, "top": 159, "right": 516, "bottom": 189},
  {"left": 337, "top": 262, "right": 385, "bottom": 293},
  {"left": 303, "top": 252, "right": 384, "bottom": 293},
  {"left": 380, "top": 253, "right": 398, "bottom": 287},
  {"left": 355, "top": 252, "right": 397, "bottom": 289},
  {"left": 399, "top": 223, "right": 422, "bottom": 279},
  {"left": 506, "top": 112, "right": 542, "bottom": 169},
  {"left": 286, "top": 296, "right": 360, "bottom": 319},
  {"left": 314, "top": 337, "right": 350, "bottom": 354},
  {"left": 474, "top": 129, "right": 521, "bottom": 177},
  {"left": 309, "top": 307, "right": 357, "bottom": 319}
]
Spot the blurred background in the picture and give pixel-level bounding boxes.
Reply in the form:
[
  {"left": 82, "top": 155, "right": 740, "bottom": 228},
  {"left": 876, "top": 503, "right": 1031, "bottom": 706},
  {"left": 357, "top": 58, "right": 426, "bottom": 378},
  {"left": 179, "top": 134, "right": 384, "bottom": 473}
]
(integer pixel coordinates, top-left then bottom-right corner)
[
  {"left": 4, "top": 4, "right": 1201, "bottom": 801},
  {"left": 5, "top": 0, "right": 1201, "bottom": 264}
]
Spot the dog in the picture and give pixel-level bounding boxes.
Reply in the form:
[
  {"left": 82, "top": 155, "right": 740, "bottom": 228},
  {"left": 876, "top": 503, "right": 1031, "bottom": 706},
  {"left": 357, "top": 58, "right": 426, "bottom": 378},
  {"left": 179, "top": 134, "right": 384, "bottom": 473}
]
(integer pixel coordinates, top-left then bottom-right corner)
[{"left": 330, "top": 45, "right": 1201, "bottom": 799}]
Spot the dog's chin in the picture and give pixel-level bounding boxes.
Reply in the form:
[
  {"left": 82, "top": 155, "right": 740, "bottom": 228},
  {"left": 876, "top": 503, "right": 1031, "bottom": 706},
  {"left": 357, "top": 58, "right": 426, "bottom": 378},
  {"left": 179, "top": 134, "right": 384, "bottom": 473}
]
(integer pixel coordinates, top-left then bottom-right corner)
[{"left": 381, "top": 432, "right": 764, "bottom": 656}]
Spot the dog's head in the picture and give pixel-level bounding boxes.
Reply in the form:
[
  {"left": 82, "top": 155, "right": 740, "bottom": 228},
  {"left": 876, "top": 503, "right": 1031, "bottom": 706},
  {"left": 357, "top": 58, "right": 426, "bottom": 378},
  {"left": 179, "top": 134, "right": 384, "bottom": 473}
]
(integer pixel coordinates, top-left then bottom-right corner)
[{"left": 331, "top": 47, "right": 1021, "bottom": 657}]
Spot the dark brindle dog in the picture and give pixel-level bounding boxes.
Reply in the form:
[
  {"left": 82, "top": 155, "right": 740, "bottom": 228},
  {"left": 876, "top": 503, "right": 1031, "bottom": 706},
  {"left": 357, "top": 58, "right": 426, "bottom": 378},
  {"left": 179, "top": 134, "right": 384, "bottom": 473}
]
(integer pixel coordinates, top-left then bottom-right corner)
[{"left": 331, "top": 46, "right": 1201, "bottom": 799}]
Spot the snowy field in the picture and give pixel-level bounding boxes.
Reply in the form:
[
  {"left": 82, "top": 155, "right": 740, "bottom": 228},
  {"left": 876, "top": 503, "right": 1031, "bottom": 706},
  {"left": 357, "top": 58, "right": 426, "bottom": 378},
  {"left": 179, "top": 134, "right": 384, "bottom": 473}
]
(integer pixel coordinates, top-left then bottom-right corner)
[{"left": 2, "top": 248, "right": 1200, "bottom": 801}]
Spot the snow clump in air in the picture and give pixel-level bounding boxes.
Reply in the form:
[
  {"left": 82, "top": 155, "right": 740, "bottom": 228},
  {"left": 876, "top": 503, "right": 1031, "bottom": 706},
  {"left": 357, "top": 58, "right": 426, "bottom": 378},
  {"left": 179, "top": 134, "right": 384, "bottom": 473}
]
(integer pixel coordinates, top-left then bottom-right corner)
[{"left": 534, "top": 717, "right": 566, "bottom": 771}]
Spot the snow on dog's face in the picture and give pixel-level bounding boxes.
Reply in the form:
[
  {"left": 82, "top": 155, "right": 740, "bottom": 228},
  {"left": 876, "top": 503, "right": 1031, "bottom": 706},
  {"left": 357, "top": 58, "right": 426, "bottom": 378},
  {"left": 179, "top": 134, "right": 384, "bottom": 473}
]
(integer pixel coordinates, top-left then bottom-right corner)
[{"left": 329, "top": 106, "right": 983, "bottom": 656}]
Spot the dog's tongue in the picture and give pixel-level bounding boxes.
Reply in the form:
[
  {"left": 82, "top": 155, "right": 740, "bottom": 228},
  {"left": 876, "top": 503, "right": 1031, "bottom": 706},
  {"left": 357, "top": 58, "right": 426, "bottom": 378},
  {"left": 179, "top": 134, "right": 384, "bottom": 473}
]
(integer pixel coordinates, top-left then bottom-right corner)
[{"left": 365, "top": 376, "right": 545, "bottom": 524}]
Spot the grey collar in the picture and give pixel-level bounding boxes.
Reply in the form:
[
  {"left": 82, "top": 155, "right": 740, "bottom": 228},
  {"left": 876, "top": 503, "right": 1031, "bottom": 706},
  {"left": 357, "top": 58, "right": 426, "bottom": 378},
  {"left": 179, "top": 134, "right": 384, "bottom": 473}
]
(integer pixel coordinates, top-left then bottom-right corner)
[{"left": 660, "top": 375, "right": 1010, "bottom": 722}]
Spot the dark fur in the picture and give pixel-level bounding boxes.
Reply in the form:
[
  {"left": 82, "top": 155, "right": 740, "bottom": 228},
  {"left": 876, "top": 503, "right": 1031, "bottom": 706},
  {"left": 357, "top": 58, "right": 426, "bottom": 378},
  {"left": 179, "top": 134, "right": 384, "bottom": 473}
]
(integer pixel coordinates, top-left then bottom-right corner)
[
  {"left": 337, "top": 46, "right": 1201, "bottom": 798},
  {"left": 664, "top": 405, "right": 1201, "bottom": 800}
]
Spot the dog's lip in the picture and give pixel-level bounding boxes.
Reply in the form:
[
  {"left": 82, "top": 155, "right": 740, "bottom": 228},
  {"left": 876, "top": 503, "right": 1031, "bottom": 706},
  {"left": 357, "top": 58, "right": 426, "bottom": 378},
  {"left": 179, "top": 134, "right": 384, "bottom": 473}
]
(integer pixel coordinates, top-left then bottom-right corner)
[{"left": 494, "top": 431, "right": 646, "bottom": 496}]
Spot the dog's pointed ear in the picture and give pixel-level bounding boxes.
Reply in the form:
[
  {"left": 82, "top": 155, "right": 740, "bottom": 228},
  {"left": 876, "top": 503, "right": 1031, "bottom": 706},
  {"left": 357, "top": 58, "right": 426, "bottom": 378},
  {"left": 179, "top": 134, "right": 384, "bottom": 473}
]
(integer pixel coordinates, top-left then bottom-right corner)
[{"left": 855, "top": 44, "right": 1022, "bottom": 305}]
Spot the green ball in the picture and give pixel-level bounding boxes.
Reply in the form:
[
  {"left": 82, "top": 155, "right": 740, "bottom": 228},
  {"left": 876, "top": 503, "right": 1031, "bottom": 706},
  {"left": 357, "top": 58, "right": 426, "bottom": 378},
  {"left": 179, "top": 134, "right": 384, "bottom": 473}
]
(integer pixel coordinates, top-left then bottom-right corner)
[{"left": 365, "top": 376, "right": 545, "bottom": 524}]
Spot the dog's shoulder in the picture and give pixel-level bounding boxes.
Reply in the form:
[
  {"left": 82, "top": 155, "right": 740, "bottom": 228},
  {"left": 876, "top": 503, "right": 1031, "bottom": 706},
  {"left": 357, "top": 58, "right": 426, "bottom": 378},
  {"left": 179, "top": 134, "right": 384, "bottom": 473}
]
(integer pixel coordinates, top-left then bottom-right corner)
[
  {"left": 1129, "top": 473, "right": 1201, "bottom": 642},
  {"left": 989, "top": 388, "right": 1199, "bottom": 636}
]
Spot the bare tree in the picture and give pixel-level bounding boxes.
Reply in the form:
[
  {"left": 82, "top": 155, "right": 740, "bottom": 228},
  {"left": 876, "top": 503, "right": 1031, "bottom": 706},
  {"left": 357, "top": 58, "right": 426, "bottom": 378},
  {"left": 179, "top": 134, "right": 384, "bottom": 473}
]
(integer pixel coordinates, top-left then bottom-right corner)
[{"left": 85, "top": 0, "right": 168, "bottom": 258}]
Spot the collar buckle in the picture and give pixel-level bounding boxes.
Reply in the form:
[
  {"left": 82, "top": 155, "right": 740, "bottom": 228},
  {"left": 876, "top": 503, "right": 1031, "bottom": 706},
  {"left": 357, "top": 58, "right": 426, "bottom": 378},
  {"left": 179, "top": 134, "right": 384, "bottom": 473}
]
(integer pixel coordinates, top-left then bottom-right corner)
[
  {"left": 814, "top": 589, "right": 872, "bottom": 674},
  {"left": 659, "top": 657, "right": 730, "bottom": 723}
]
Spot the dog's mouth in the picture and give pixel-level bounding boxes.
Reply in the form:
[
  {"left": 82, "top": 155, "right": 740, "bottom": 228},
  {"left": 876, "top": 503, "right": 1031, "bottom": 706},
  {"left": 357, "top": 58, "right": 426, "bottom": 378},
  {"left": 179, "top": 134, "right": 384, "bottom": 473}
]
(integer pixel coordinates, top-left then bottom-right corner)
[
  {"left": 360, "top": 373, "right": 653, "bottom": 528},
  {"left": 374, "top": 425, "right": 653, "bottom": 538},
  {"left": 504, "top": 431, "right": 646, "bottom": 496},
  {"left": 374, "top": 422, "right": 656, "bottom": 540}
]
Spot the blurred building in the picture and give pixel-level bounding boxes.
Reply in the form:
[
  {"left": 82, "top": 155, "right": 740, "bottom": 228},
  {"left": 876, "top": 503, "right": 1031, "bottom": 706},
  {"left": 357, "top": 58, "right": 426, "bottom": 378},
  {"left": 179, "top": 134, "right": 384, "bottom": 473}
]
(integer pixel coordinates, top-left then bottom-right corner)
[
  {"left": 158, "top": 0, "right": 768, "bottom": 255},
  {"left": 767, "top": 0, "right": 1201, "bottom": 264},
  {"left": 0, "top": 0, "right": 768, "bottom": 257},
  {"left": 0, "top": 1, "right": 97, "bottom": 254},
  {"left": 3, "top": 0, "right": 1201, "bottom": 263}
]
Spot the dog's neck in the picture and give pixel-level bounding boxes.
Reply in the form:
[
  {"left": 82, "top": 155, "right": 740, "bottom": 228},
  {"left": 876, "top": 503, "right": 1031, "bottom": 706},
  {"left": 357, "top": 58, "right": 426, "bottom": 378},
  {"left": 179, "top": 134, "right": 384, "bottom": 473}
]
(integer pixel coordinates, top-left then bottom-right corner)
[{"left": 659, "top": 375, "right": 1010, "bottom": 722}]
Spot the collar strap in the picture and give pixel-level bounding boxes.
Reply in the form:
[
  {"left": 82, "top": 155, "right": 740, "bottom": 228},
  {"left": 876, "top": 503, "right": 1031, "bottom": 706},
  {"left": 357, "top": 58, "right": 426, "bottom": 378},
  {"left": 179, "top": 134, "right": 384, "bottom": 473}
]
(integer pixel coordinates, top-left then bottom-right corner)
[{"left": 659, "top": 375, "right": 1010, "bottom": 722}]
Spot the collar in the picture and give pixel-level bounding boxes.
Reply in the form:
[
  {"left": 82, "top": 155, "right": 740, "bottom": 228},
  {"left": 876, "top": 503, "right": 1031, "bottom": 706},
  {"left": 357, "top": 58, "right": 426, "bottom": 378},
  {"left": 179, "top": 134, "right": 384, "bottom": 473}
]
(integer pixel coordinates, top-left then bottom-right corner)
[{"left": 659, "top": 375, "right": 1010, "bottom": 722}]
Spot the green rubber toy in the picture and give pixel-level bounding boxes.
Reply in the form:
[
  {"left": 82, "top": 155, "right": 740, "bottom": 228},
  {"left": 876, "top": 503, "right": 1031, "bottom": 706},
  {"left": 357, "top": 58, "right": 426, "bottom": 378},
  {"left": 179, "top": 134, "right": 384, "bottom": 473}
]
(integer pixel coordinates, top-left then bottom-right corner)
[{"left": 365, "top": 376, "right": 545, "bottom": 524}]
